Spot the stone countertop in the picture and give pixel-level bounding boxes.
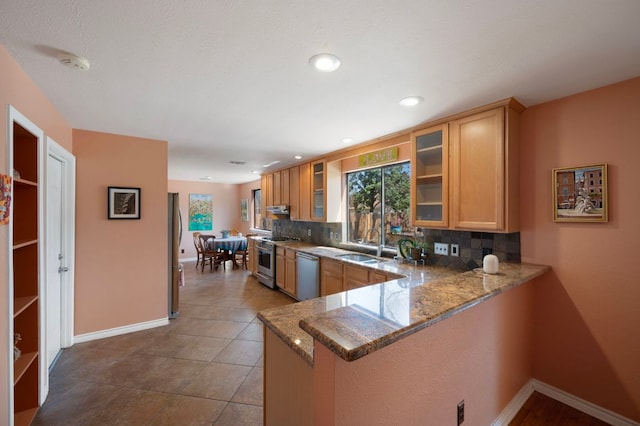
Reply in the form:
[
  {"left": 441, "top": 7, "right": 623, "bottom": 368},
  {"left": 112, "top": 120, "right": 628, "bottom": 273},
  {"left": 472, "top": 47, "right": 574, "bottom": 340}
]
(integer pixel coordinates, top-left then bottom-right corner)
[{"left": 256, "top": 239, "right": 550, "bottom": 366}]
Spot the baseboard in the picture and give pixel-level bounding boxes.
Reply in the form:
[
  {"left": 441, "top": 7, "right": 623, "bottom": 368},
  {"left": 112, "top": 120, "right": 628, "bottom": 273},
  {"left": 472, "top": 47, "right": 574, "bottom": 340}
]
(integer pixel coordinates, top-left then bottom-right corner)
[
  {"left": 492, "top": 378, "right": 640, "bottom": 426},
  {"left": 491, "top": 381, "right": 535, "bottom": 425},
  {"left": 73, "top": 317, "right": 169, "bottom": 344},
  {"left": 179, "top": 256, "right": 198, "bottom": 262},
  {"left": 532, "top": 379, "right": 640, "bottom": 426}
]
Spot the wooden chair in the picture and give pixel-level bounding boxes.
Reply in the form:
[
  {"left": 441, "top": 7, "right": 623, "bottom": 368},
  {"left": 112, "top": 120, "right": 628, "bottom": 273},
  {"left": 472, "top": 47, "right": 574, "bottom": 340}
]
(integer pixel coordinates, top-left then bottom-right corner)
[
  {"left": 196, "top": 235, "right": 226, "bottom": 272},
  {"left": 192, "top": 232, "right": 203, "bottom": 269}
]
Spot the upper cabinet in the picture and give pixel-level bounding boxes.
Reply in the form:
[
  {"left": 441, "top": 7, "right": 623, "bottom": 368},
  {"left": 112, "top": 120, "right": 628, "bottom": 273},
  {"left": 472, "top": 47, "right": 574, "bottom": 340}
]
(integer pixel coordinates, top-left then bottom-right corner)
[
  {"left": 311, "top": 160, "right": 325, "bottom": 221},
  {"left": 411, "top": 99, "right": 522, "bottom": 232},
  {"left": 411, "top": 124, "right": 449, "bottom": 228}
]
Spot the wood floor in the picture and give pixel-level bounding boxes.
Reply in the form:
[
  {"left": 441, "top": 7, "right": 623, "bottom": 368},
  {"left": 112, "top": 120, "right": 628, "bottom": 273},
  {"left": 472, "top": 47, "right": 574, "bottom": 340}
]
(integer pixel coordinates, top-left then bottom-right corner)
[{"left": 510, "top": 392, "right": 611, "bottom": 425}]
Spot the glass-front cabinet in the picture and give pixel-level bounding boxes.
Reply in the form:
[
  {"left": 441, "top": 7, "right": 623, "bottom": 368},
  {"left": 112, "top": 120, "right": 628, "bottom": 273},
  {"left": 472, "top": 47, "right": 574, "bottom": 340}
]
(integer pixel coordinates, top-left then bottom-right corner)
[
  {"left": 311, "top": 160, "right": 325, "bottom": 220},
  {"left": 411, "top": 124, "right": 448, "bottom": 228}
]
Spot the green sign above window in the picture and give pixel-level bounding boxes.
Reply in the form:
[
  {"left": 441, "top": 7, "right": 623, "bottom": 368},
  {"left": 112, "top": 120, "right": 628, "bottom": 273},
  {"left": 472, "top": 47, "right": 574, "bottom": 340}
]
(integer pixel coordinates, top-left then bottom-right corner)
[{"left": 358, "top": 147, "right": 399, "bottom": 168}]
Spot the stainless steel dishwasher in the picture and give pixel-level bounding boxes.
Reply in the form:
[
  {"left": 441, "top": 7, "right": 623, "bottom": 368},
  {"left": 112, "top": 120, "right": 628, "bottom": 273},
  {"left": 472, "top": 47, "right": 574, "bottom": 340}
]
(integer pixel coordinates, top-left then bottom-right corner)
[{"left": 296, "top": 252, "right": 319, "bottom": 300}]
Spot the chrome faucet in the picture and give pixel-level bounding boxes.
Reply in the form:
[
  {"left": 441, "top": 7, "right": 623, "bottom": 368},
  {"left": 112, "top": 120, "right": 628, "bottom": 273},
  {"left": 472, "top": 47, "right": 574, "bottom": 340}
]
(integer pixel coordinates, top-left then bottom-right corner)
[{"left": 362, "top": 228, "right": 384, "bottom": 257}]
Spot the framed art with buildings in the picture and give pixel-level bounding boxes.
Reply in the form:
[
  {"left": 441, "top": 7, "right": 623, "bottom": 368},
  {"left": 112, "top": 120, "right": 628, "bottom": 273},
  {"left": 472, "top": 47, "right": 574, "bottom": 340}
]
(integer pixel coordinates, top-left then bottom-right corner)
[
  {"left": 108, "top": 186, "right": 141, "bottom": 219},
  {"left": 553, "top": 163, "right": 608, "bottom": 222}
]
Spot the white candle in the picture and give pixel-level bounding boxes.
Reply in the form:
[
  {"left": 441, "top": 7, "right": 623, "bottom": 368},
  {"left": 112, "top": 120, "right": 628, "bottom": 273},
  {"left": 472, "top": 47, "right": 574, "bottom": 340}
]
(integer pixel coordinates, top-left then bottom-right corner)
[{"left": 483, "top": 254, "right": 499, "bottom": 274}]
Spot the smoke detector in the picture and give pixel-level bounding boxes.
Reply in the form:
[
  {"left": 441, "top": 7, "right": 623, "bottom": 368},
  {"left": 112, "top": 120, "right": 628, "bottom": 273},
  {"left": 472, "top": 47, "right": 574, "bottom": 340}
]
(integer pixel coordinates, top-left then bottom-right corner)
[{"left": 58, "top": 52, "right": 90, "bottom": 71}]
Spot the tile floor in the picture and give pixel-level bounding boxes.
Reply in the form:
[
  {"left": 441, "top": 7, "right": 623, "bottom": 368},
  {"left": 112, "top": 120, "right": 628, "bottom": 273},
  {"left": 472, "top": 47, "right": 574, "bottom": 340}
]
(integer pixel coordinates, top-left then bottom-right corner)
[{"left": 33, "top": 261, "right": 294, "bottom": 425}]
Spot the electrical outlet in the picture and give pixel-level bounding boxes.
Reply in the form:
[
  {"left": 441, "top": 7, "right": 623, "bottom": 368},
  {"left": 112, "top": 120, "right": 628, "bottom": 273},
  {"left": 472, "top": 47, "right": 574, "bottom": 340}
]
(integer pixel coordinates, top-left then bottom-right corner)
[
  {"left": 307, "top": 229, "right": 311, "bottom": 236},
  {"left": 434, "top": 242, "right": 448, "bottom": 255},
  {"left": 450, "top": 244, "right": 459, "bottom": 257},
  {"left": 330, "top": 231, "right": 334, "bottom": 240},
  {"left": 180, "top": 249, "right": 184, "bottom": 254},
  {"left": 457, "top": 400, "right": 464, "bottom": 425}
]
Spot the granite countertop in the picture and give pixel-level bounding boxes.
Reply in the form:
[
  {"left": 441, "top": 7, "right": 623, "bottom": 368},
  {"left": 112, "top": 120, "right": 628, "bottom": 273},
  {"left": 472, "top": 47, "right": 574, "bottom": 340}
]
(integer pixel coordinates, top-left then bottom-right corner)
[{"left": 257, "top": 239, "right": 550, "bottom": 366}]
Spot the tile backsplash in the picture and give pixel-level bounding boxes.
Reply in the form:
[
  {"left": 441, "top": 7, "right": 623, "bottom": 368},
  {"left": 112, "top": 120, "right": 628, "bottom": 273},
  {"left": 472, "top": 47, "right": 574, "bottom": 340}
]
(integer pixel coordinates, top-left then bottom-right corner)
[{"left": 263, "top": 218, "right": 520, "bottom": 270}]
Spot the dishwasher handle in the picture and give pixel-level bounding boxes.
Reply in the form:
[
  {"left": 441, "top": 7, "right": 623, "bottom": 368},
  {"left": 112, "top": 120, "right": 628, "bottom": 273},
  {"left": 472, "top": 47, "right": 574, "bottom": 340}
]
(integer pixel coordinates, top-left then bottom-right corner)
[{"left": 297, "top": 253, "right": 319, "bottom": 262}]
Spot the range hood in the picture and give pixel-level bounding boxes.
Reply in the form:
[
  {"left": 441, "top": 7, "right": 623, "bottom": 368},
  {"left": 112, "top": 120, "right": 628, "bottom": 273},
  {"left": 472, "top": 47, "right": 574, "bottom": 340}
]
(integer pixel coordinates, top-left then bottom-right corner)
[{"left": 267, "top": 205, "right": 290, "bottom": 215}]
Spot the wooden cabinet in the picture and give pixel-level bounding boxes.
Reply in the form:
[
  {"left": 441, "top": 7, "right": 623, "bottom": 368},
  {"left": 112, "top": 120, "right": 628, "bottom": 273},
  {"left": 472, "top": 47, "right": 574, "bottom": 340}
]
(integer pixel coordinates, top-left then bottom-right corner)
[
  {"left": 284, "top": 249, "right": 297, "bottom": 296},
  {"left": 344, "top": 264, "right": 370, "bottom": 290},
  {"left": 289, "top": 166, "right": 300, "bottom": 220},
  {"left": 311, "top": 160, "right": 325, "bottom": 220},
  {"left": 321, "top": 258, "right": 343, "bottom": 296},
  {"left": 411, "top": 124, "right": 449, "bottom": 228},
  {"left": 271, "top": 169, "right": 290, "bottom": 206},
  {"left": 450, "top": 106, "right": 520, "bottom": 231},
  {"left": 276, "top": 247, "right": 297, "bottom": 297},
  {"left": 298, "top": 163, "right": 311, "bottom": 221},
  {"left": 248, "top": 238, "right": 257, "bottom": 275},
  {"left": 410, "top": 99, "right": 522, "bottom": 232},
  {"left": 261, "top": 174, "right": 273, "bottom": 219},
  {"left": 10, "top": 113, "right": 42, "bottom": 424}
]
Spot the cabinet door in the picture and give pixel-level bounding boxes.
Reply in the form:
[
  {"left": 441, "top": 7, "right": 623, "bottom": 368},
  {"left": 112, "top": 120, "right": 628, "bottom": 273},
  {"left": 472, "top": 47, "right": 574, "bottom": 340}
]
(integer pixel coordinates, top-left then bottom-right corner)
[
  {"left": 273, "top": 171, "right": 281, "bottom": 205},
  {"left": 321, "top": 258, "right": 343, "bottom": 296},
  {"left": 368, "top": 270, "right": 388, "bottom": 284},
  {"left": 311, "top": 160, "right": 325, "bottom": 221},
  {"left": 275, "top": 248, "right": 286, "bottom": 289},
  {"left": 299, "top": 163, "right": 311, "bottom": 221},
  {"left": 289, "top": 166, "right": 300, "bottom": 220},
  {"left": 281, "top": 168, "right": 290, "bottom": 205},
  {"left": 450, "top": 108, "right": 504, "bottom": 230},
  {"left": 284, "top": 252, "right": 297, "bottom": 296},
  {"left": 261, "top": 174, "right": 274, "bottom": 219},
  {"left": 411, "top": 124, "right": 448, "bottom": 228},
  {"left": 344, "top": 265, "right": 370, "bottom": 290}
]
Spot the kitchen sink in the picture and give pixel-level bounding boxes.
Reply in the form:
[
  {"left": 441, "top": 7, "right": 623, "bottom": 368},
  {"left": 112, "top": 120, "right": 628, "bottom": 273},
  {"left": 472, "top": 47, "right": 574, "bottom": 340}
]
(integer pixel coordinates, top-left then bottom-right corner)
[{"left": 337, "top": 253, "right": 381, "bottom": 264}]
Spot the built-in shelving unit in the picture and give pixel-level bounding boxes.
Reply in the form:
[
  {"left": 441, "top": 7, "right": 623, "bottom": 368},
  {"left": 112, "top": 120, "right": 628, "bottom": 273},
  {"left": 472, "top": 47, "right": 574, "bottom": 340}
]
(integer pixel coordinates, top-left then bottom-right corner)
[
  {"left": 411, "top": 124, "right": 448, "bottom": 228},
  {"left": 10, "top": 109, "right": 42, "bottom": 425}
]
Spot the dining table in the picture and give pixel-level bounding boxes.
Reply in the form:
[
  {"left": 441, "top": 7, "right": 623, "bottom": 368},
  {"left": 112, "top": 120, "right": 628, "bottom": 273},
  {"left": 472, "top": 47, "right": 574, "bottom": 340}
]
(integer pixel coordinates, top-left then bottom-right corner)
[{"left": 202, "top": 235, "right": 247, "bottom": 268}]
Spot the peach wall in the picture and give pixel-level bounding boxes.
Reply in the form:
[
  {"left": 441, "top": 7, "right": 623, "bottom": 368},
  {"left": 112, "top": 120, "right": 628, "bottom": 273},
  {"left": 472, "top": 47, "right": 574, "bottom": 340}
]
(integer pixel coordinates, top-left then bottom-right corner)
[
  {"left": 521, "top": 77, "right": 640, "bottom": 421},
  {"left": 73, "top": 130, "right": 168, "bottom": 335},
  {"left": 0, "top": 44, "right": 72, "bottom": 420},
  {"left": 315, "top": 280, "right": 535, "bottom": 425},
  {"left": 168, "top": 179, "right": 257, "bottom": 260}
]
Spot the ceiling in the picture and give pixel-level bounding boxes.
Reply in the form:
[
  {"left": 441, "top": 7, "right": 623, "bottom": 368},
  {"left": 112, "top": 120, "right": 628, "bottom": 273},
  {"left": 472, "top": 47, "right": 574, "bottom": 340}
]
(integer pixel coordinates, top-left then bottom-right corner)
[{"left": 1, "top": 1, "right": 639, "bottom": 184}]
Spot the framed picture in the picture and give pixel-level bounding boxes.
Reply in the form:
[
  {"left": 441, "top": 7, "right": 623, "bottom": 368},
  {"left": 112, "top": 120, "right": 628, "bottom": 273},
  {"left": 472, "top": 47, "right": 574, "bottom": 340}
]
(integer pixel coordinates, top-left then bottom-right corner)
[
  {"left": 189, "top": 193, "right": 213, "bottom": 231},
  {"left": 108, "top": 186, "right": 141, "bottom": 219},
  {"left": 553, "top": 163, "right": 608, "bottom": 222}
]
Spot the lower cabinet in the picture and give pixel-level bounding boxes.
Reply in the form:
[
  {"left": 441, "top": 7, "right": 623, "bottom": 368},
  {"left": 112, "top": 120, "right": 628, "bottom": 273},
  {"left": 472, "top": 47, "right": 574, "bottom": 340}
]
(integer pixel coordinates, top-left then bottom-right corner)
[
  {"left": 248, "top": 238, "right": 257, "bottom": 275},
  {"left": 276, "top": 247, "right": 297, "bottom": 298},
  {"left": 344, "top": 264, "right": 370, "bottom": 291},
  {"left": 320, "top": 258, "right": 343, "bottom": 296}
]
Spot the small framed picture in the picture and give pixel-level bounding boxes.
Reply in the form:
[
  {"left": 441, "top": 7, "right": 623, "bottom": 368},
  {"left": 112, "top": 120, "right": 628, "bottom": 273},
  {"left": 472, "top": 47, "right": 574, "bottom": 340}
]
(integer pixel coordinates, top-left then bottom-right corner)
[
  {"left": 108, "top": 186, "right": 141, "bottom": 220},
  {"left": 553, "top": 164, "right": 608, "bottom": 222}
]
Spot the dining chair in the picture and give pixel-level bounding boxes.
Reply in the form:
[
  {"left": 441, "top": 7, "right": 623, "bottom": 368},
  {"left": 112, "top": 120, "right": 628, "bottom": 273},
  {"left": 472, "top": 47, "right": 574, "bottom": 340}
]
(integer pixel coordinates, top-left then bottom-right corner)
[
  {"left": 192, "top": 232, "right": 203, "bottom": 269},
  {"left": 197, "top": 234, "right": 226, "bottom": 272}
]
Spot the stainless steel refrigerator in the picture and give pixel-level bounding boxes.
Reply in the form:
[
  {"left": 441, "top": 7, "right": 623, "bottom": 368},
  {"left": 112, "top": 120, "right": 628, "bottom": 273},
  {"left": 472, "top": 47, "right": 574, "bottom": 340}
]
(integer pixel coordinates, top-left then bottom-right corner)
[{"left": 168, "top": 193, "right": 182, "bottom": 318}]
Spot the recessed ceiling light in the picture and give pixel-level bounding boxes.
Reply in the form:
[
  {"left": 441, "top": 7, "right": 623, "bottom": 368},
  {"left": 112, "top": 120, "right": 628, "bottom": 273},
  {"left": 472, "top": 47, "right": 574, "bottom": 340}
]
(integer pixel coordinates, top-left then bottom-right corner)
[
  {"left": 262, "top": 160, "right": 281, "bottom": 168},
  {"left": 200, "top": 176, "right": 213, "bottom": 180},
  {"left": 251, "top": 170, "right": 259, "bottom": 174},
  {"left": 309, "top": 53, "right": 341, "bottom": 72},
  {"left": 293, "top": 155, "right": 302, "bottom": 160},
  {"left": 341, "top": 137, "right": 354, "bottom": 144},
  {"left": 399, "top": 96, "right": 424, "bottom": 107}
]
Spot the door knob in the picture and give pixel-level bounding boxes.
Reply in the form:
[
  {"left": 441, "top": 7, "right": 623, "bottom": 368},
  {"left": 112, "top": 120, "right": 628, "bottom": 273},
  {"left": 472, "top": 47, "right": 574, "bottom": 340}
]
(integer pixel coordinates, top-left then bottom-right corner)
[{"left": 58, "top": 266, "right": 69, "bottom": 273}]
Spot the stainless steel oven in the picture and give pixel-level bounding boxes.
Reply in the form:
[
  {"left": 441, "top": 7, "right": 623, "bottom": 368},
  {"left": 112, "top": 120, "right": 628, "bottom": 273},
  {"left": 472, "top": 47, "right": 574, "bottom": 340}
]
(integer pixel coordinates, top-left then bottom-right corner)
[{"left": 256, "top": 239, "right": 275, "bottom": 288}]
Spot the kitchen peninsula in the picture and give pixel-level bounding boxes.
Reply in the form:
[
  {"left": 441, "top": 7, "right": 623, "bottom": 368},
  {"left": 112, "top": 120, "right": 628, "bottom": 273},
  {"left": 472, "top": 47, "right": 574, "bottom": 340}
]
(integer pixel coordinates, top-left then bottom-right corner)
[{"left": 258, "top": 242, "right": 550, "bottom": 425}]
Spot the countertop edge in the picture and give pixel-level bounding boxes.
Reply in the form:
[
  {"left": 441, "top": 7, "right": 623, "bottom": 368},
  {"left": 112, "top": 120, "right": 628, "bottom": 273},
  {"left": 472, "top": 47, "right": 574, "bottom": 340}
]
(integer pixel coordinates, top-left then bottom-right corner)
[{"left": 299, "top": 263, "right": 550, "bottom": 362}]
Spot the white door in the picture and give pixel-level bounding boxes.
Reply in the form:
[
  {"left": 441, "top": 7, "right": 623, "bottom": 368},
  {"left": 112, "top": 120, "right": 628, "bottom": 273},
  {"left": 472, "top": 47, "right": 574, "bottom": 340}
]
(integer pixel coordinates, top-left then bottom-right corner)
[
  {"left": 44, "top": 137, "right": 75, "bottom": 381},
  {"left": 46, "top": 154, "right": 63, "bottom": 368}
]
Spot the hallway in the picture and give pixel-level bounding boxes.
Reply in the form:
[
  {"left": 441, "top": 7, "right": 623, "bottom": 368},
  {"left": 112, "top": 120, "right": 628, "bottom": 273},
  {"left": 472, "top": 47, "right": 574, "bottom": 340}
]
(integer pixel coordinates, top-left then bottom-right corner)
[{"left": 33, "top": 261, "right": 294, "bottom": 425}]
